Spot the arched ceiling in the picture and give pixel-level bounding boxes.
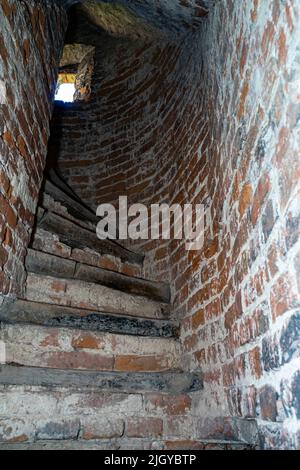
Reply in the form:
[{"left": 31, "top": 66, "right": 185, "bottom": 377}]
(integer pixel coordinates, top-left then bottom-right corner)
[{"left": 57, "top": 0, "right": 214, "bottom": 38}]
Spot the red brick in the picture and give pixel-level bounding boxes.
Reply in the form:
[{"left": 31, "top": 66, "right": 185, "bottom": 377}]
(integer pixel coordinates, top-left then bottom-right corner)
[
  {"left": 0, "top": 194, "right": 17, "bottom": 229},
  {"left": 238, "top": 183, "right": 253, "bottom": 217},
  {"left": 259, "top": 385, "right": 278, "bottom": 421},
  {"left": 46, "top": 351, "right": 114, "bottom": 371},
  {"left": 145, "top": 393, "right": 191, "bottom": 416},
  {"left": 2, "top": 131, "right": 14, "bottom": 148},
  {"left": 0, "top": 170, "right": 10, "bottom": 195},
  {"left": 270, "top": 273, "right": 299, "bottom": 321},
  {"left": 248, "top": 346, "right": 262, "bottom": 379},
  {"left": 114, "top": 355, "right": 171, "bottom": 372},
  {"left": 204, "top": 238, "right": 218, "bottom": 259},
  {"left": 126, "top": 418, "right": 163, "bottom": 438},
  {"left": 71, "top": 333, "right": 101, "bottom": 350},
  {"left": 191, "top": 308, "right": 205, "bottom": 330},
  {"left": 278, "top": 28, "right": 287, "bottom": 66},
  {"left": 17, "top": 135, "right": 28, "bottom": 159},
  {"left": 262, "top": 21, "right": 275, "bottom": 55},
  {"left": 251, "top": 173, "right": 271, "bottom": 225},
  {"left": 237, "top": 80, "right": 249, "bottom": 120},
  {"left": 183, "top": 333, "right": 198, "bottom": 352}
]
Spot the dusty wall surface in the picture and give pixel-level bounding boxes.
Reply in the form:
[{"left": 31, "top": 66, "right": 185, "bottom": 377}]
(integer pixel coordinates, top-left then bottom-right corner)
[
  {"left": 61, "top": 0, "right": 210, "bottom": 36},
  {"left": 0, "top": 0, "right": 67, "bottom": 301},
  {"left": 10, "top": 0, "right": 300, "bottom": 449},
  {"left": 178, "top": 0, "right": 300, "bottom": 450}
]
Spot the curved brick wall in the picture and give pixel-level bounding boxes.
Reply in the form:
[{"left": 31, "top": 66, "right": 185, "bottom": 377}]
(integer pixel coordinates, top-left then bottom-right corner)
[
  {"left": 50, "top": 33, "right": 204, "bottom": 283},
  {"left": 179, "top": 0, "right": 300, "bottom": 448},
  {"left": 48, "top": 0, "right": 300, "bottom": 448}
]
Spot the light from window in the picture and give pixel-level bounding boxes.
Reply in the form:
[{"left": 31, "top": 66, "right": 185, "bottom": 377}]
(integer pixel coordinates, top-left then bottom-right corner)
[
  {"left": 55, "top": 73, "right": 76, "bottom": 102},
  {"left": 55, "top": 83, "right": 75, "bottom": 102}
]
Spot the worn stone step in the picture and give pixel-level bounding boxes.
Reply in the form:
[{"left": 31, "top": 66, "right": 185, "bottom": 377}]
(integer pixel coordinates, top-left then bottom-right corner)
[
  {"left": 46, "top": 168, "right": 85, "bottom": 206},
  {"left": 0, "top": 299, "right": 178, "bottom": 337},
  {"left": 37, "top": 209, "right": 144, "bottom": 266},
  {"left": 26, "top": 248, "right": 170, "bottom": 303},
  {"left": 24, "top": 273, "right": 170, "bottom": 320},
  {"left": 0, "top": 439, "right": 253, "bottom": 450},
  {"left": 0, "top": 384, "right": 251, "bottom": 449},
  {"left": 43, "top": 178, "right": 98, "bottom": 226},
  {"left": 40, "top": 193, "right": 94, "bottom": 233},
  {"left": 0, "top": 365, "right": 203, "bottom": 394},
  {"left": 0, "top": 385, "right": 197, "bottom": 445},
  {"left": 0, "top": 322, "right": 181, "bottom": 372},
  {"left": 32, "top": 228, "right": 142, "bottom": 278}
]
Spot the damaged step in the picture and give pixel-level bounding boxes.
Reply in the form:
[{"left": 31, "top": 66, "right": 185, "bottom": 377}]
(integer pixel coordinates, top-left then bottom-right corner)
[
  {"left": 43, "top": 178, "right": 98, "bottom": 226},
  {"left": 0, "top": 365, "right": 203, "bottom": 394},
  {"left": 0, "top": 322, "right": 180, "bottom": 372},
  {"left": 26, "top": 248, "right": 170, "bottom": 303},
  {"left": 37, "top": 209, "right": 144, "bottom": 266},
  {"left": 31, "top": 228, "right": 143, "bottom": 278},
  {"left": 0, "top": 299, "right": 178, "bottom": 337},
  {"left": 46, "top": 167, "right": 86, "bottom": 205},
  {"left": 24, "top": 273, "right": 170, "bottom": 320}
]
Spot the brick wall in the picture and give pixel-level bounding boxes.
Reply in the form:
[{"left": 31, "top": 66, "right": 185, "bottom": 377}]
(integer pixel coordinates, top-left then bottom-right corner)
[
  {"left": 51, "top": 33, "right": 204, "bottom": 283},
  {"left": 179, "top": 0, "right": 300, "bottom": 449},
  {"left": 0, "top": 0, "right": 67, "bottom": 301},
  {"left": 46, "top": 0, "right": 300, "bottom": 448}
]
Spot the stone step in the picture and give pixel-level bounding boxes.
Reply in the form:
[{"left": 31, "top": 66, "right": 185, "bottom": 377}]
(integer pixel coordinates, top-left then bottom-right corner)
[
  {"left": 0, "top": 322, "right": 180, "bottom": 372},
  {"left": 41, "top": 193, "right": 94, "bottom": 232},
  {"left": 37, "top": 209, "right": 144, "bottom": 266},
  {"left": 26, "top": 249, "right": 170, "bottom": 303},
  {"left": 0, "top": 365, "right": 203, "bottom": 393},
  {"left": 0, "top": 439, "right": 253, "bottom": 450},
  {"left": 43, "top": 178, "right": 98, "bottom": 226},
  {"left": 24, "top": 273, "right": 170, "bottom": 320},
  {"left": 0, "top": 300, "right": 178, "bottom": 337},
  {"left": 32, "top": 228, "right": 143, "bottom": 278},
  {"left": 0, "top": 386, "right": 244, "bottom": 450},
  {"left": 46, "top": 167, "right": 86, "bottom": 206}
]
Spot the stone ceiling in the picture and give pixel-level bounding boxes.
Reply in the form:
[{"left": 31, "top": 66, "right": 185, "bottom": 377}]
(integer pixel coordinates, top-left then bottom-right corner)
[{"left": 58, "top": 0, "right": 214, "bottom": 38}]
